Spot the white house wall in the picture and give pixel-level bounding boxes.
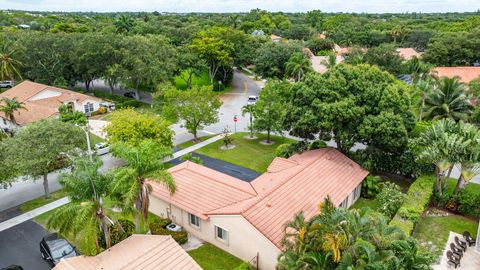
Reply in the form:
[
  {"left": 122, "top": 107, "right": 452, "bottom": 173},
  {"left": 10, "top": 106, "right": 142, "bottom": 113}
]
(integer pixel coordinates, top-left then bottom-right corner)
[{"left": 149, "top": 197, "right": 281, "bottom": 270}]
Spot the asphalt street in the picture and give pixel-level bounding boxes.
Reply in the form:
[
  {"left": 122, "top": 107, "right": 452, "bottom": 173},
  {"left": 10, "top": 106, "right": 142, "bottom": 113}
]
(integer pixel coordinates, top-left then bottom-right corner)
[{"left": 0, "top": 208, "right": 50, "bottom": 270}]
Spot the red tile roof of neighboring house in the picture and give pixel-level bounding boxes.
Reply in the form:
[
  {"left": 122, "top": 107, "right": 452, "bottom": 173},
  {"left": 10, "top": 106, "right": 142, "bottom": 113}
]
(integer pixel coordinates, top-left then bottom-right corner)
[
  {"left": 53, "top": 235, "right": 201, "bottom": 270},
  {"left": 0, "top": 81, "right": 101, "bottom": 125},
  {"left": 396, "top": 48, "right": 421, "bottom": 60},
  {"left": 150, "top": 148, "right": 368, "bottom": 249},
  {"left": 432, "top": 67, "right": 480, "bottom": 84}
]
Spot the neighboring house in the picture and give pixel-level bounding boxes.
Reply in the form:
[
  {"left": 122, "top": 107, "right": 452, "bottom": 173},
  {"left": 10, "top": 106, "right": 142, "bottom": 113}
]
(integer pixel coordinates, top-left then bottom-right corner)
[
  {"left": 53, "top": 235, "right": 201, "bottom": 270},
  {"left": 396, "top": 48, "right": 421, "bottom": 60},
  {"left": 149, "top": 148, "right": 368, "bottom": 270},
  {"left": 0, "top": 81, "right": 103, "bottom": 129},
  {"left": 432, "top": 67, "right": 480, "bottom": 84},
  {"left": 270, "top": 34, "right": 282, "bottom": 42}
]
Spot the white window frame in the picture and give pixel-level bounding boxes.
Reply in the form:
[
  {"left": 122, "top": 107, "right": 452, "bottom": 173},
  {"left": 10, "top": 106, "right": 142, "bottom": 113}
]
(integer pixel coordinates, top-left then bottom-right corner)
[
  {"left": 215, "top": 226, "right": 229, "bottom": 243},
  {"left": 188, "top": 213, "right": 200, "bottom": 228},
  {"left": 84, "top": 102, "right": 94, "bottom": 113}
]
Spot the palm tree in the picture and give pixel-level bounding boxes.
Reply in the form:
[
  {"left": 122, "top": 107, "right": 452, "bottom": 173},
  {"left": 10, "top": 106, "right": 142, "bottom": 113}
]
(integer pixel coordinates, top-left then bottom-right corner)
[
  {"left": 405, "top": 57, "right": 432, "bottom": 84},
  {"left": 413, "top": 79, "right": 434, "bottom": 121},
  {"left": 242, "top": 104, "right": 255, "bottom": 139},
  {"left": 227, "top": 14, "right": 240, "bottom": 29},
  {"left": 285, "top": 53, "right": 313, "bottom": 82},
  {"left": 424, "top": 77, "right": 472, "bottom": 121},
  {"left": 454, "top": 121, "right": 480, "bottom": 194},
  {"left": 0, "top": 97, "right": 27, "bottom": 125},
  {"left": 47, "top": 157, "right": 116, "bottom": 254},
  {"left": 322, "top": 53, "right": 337, "bottom": 69},
  {"left": 111, "top": 140, "right": 175, "bottom": 233},
  {"left": 115, "top": 15, "right": 135, "bottom": 34},
  {"left": 0, "top": 42, "right": 22, "bottom": 81}
]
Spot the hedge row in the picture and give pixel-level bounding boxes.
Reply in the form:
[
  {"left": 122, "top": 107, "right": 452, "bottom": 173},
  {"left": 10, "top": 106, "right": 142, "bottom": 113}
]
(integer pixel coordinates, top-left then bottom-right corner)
[
  {"left": 93, "top": 90, "right": 145, "bottom": 109},
  {"left": 389, "top": 175, "right": 435, "bottom": 235},
  {"left": 149, "top": 218, "right": 188, "bottom": 245}
]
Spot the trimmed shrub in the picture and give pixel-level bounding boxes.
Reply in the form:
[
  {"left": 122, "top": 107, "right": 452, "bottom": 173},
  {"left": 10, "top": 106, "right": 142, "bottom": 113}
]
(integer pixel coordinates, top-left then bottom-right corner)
[
  {"left": 275, "top": 143, "right": 294, "bottom": 158},
  {"left": 308, "top": 140, "right": 327, "bottom": 150},
  {"left": 390, "top": 175, "right": 435, "bottom": 235},
  {"left": 150, "top": 226, "right": 188, "bottom": 244},
  {"left": 97, "top": 219, "right": 135, "bottom": 249},
  {"left": 276, "top": 140, "right": 327, "bottom": 159},
  {"left": 149, "top": 217, "right": 172, "bottom": 229}
]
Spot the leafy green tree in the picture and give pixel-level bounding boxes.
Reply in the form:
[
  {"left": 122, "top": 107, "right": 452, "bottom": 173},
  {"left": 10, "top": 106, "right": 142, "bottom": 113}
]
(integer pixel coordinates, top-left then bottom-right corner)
[
  {"left": 104, "top": 108, "right": 173, "bottom": 148},
  {"left": 284, "top": 64, "right": 414, "bottom": 154},
  {"left": 423, "top": 31, "right": 480, "bottom": 66},
  {"left": 119, "top": 35, "right": 178, "bottom": 98},
  {"left": 377, "top": 182, "right": 406, "bottom": 219},
  {"left": 110, "top": 140, "right": 175, "bottom": 233},
  {"left": 468, "top": 76, "right": 480, "bottom": 98},
  {"left": 305, "top": 10, "right": 324, "bottom": 30},
  {"left": 253, "top": 80, "right": 287, "bottom": 143},
  {"left": 0, "top": 97, "right": 27, "bottom": 125},
  {"left": 254, "top": 41, "right": 302, "bottom": 78},
  {"left": 47, "top": 157, "right": 116, "bottom": 255},
  {"left": 162, "top": 86, "right": 222, "bottom": 141},
  {"left": 0, "top": 40, "right": 22, "bottom": 80},
  {"left": 58, "top": 104, "right": 86, "bottom": 125},
  {"left": 285, "top": 52, "right": 313, "bottom": 82},
  {"left": 190, "top": 32, "right": 234, "bottom": 83},
  {"left": 4, "top": 119, "right": 85, "bottom": 198},
  {"left": 177, "top": 46, "right": 207, "bottom": 89},
  {"left": 363, "top": 43, "right": 403, "bottom": 74},
  {"left": 424, "top": 77, "right": 472, "bottom": 121},
  {"left": 306, "top": 37, "right": 334, "bottom": 55}
]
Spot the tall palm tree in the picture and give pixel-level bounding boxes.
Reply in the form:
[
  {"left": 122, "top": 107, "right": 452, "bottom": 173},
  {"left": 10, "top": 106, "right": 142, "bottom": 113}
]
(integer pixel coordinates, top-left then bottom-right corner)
[
  {"left": 0, "top": 42, "right": 22, "bottom": 81},
  {"left": 242, "top": 104, "right": 255, "bottom": 139},
  {"left": 111, "top": 140, "right": 175, "bottom": 233},
  {"left": 454, "top": 121, "right": 480, "bottom": 194},
  {"left": 0, "top": 97, "right": 27, "bottom": 125},
  {"left": 322, "top": 53, "right": 337, "bottom": 69},
  {"left": 414, "top": 79, "right": 434, "bottom": 121},
  {"left": 286, "top": 53, "right": 313, "bottom": 82},
  {"left": 115, "top": 15, "right": 135, "bottom": 34},
  {"left": 47, "top": 157, "right": 116, "bottom": 254},
  {"left": 405, "top": 57, "right": 432, "bottom": 84},
  {"left": 424, "top": 77, "right": 472, "bottom": 121},
  {"left": 227, "top": 14, "right": 240, "bottom": 29}
]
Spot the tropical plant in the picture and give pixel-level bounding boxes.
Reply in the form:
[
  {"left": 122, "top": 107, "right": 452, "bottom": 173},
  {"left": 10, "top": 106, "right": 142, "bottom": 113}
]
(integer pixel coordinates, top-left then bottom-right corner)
[
  {"left": 424, "top": 77, "right": 472, "bottom": 121},
  {"left": 452, "top": 121, "right": 480, "bottom": 194},
  {"left": 115, "top": 15, "right": 135, "bottom": 33},
  {"left": 180, "top": 153, "right": 203, "bottom": 165},
  {"left": 47, "top": 157, "right": 116, "bottom": 255},
  {"left": 0, "top": 97, "right": 27, "bottom": 125},
  {"left": 321, "top": 53, "right": 337, "bottom": 69},
  {"left": 361, "top": 175, "right": 381, "bottom": 199},
  {"left": 285, "top": 52, "right": 313, "bottom": 82},
  {"left": 0, "top": 41, "right": 22, "bottom": 81},
  {"left": 221, "top": 126, "right": 234, "bottom": 148},
  {"left": 241, "top": 104, "right": 255, "bottom": 139},
  {"left": 403, "top": 57, "right": 432, "bottom": 84},
  {"left": 413, "top": 79, "right": 434, "bottom": 121},
  {"left": 278, "top": 198, "right": 432, "bottom": 269},
  {"left": 110, "top": 140, "right": 175, "bottom": 233},
  {"left": 376, "top": 182, "right": 406, "bottom": 219}
]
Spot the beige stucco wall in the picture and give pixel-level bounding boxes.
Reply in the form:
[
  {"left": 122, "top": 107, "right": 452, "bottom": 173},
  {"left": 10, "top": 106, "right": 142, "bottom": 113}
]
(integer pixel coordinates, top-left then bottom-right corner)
[{"left": 149, "top": 197, "right": 281, "bottom": 270}]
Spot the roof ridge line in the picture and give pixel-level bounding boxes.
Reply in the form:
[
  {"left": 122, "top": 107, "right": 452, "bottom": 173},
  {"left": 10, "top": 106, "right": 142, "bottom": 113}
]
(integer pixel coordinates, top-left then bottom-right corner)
[{"left": 244, "top": 148, "right": 333, "bottom": 214}]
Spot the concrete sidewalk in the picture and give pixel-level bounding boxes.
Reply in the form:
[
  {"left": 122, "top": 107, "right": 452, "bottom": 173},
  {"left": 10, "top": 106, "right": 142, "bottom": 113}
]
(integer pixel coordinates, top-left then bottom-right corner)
[{"left": 0, "top": 197, "right": 70, "bottom": 232}]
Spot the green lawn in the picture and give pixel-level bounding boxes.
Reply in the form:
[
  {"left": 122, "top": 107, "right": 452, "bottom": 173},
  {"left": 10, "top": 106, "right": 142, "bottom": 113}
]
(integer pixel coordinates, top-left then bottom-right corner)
[
  {"left": 412, "top": 214, "right": 479, "bottom": 257},
  {"left": 19, "top": 189, "right": 69, "bottom": 213},
  {"left": 446, "top": 178, "right": 480, "bottom": 196},
  {"left": 88, "top": 132, "right": 105, "bottom": 145},
  {"left": 175, "top": 70, "right": 212, "bottom": 90},
  {"left": 188, "top": 243, "right": 244, "bottom": 270},
  {"left": 350, "top": 198, "right": 380, "bottom": 211},
  {"left": 178, "top": 132, "right": 296, "bottom": 173}
]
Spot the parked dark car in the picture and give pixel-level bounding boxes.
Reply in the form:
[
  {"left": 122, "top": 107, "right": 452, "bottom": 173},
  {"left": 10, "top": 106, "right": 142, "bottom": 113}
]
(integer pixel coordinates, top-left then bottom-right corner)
[
  {"left": 40, "top": 233, "right": 79, "bottom": 266},
  {"left": 123, "top": 91, "right": 137, "bottom": 99},
  {"left": 1, "top": 265, "right": 23, "bottom": 270}
]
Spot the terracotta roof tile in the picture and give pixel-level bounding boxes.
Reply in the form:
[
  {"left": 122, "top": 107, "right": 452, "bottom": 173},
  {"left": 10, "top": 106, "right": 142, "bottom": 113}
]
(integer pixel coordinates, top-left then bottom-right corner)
[
  {"left": 151, "top": 148, "right": 368, "bottom": 249},
  {"left": 53, "top": 235, "right": 201, "bottom": 270},
  {"left": 432, "top": 67, "right": 480, "bottom": 84},
  {"left": 0, "top": 81, "right": 102, "bottom": 125},
  {"left": 396, "top": 48, "right": 421, "bottom": 60}
]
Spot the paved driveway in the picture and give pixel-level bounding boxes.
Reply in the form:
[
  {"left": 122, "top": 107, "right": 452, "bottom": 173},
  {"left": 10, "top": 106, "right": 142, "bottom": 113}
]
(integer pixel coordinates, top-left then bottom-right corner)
[{"left": 0, "top": 209, "right": 50, "bottom": 270}]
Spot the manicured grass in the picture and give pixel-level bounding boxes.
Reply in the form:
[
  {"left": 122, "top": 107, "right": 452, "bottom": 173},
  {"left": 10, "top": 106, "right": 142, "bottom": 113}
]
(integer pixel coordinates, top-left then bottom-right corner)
[
  {"left": 19, "top": 189, "right": 69, "bottom": 213},
  {"left": 175, "top": 70, "right": 212, "bottom": 90},
  {"left": 412, "top": 213, "right": 478, "bottom": 257},
  {"left": 446, "top": 178, "right": 480, "bottom": 196},
  {"left": 350, "top": 198, "right": 380, "bottom": 211},
  {"left": 188, "top": 243, "right": 244, "bottom": 270},
  {"left": 178, "top": 132, "right": 296, "bottom": 173},
  {"left": 88, "top": 132, "right": 105, "bottom": 146}
]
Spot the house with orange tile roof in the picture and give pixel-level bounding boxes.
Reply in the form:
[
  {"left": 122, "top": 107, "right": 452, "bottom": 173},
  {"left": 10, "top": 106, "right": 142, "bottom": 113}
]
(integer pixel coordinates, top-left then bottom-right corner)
[
  {"left": 149, "top": 148, "right": 368, "bottom": 270},
  {"left": 53, "top": 235, "right": 201, "bottom": 270},
  {"left": 396, "top": 48, "right": 422, "bottom": 60},
  {"left": 0, "top": 81, "right": 103, "bottom": 130},
  {"left": 270, "top": 34, "right": 282, "bottom": 42},
  {"left": 432, "top": 67, "right": 480, "bottom": 84}
]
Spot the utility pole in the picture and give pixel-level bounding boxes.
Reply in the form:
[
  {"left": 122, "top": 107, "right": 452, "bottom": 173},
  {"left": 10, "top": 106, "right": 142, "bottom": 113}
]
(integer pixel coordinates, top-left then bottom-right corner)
[{"left": 85, "top": 113, "right": 93, "bottom": 162}]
